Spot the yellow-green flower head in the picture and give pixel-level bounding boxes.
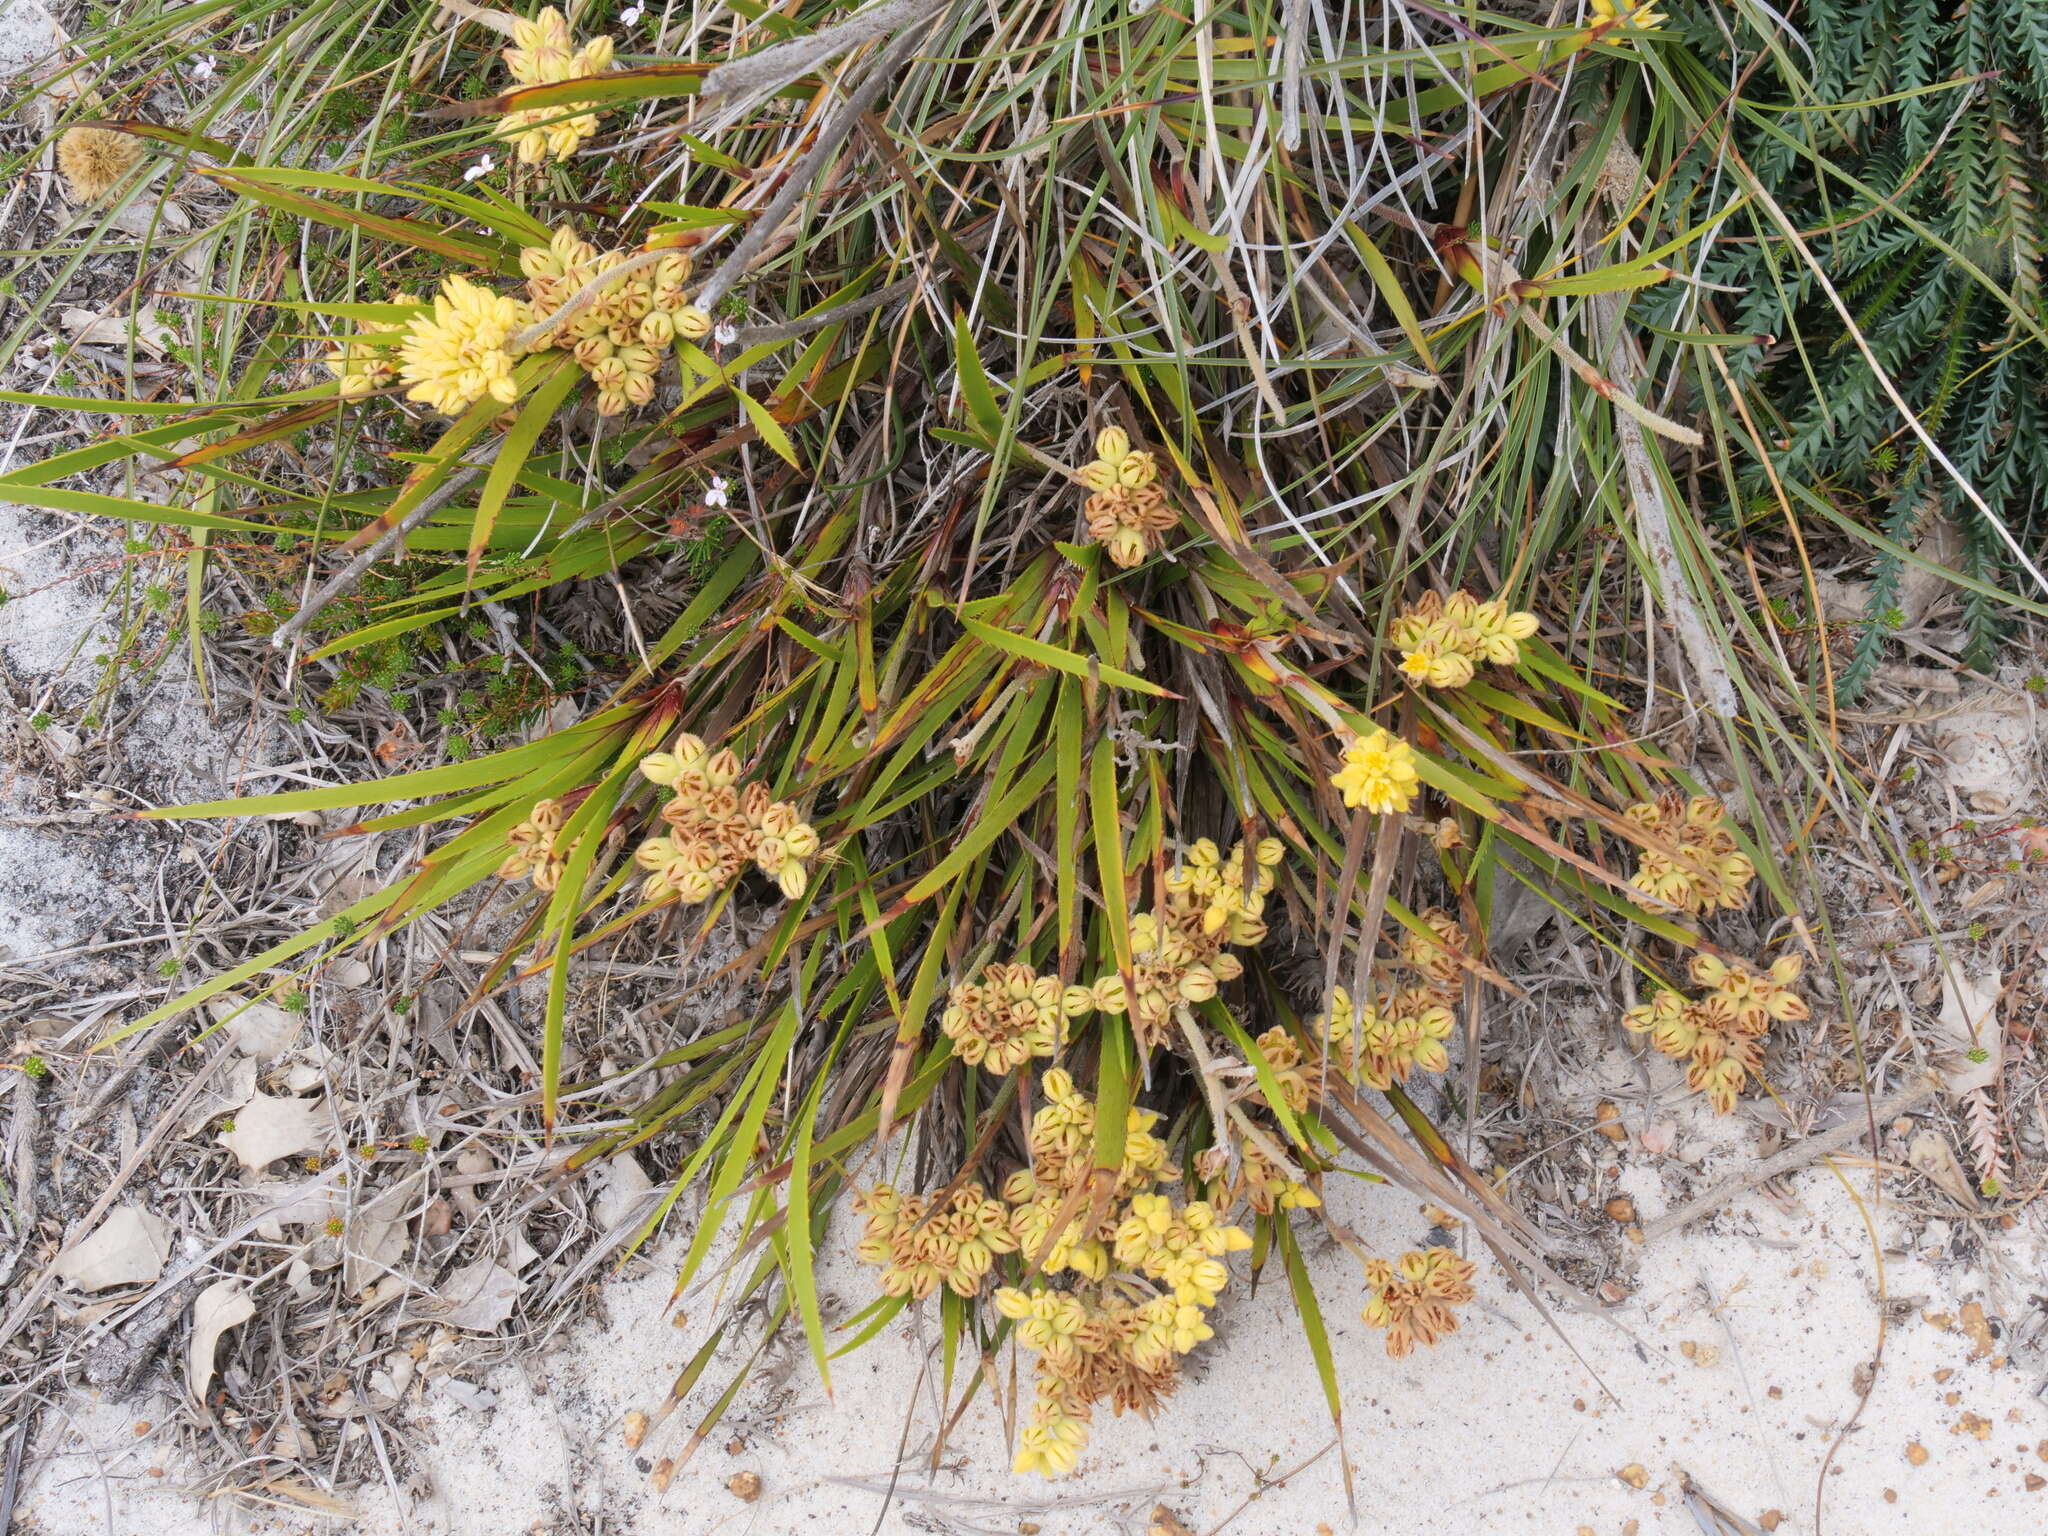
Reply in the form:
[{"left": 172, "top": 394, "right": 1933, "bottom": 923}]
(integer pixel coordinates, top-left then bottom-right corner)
[
  {"left": 326, "top": 302, "right": 416, "bottom": 399},
  {"left": 498, "top": 10, "right": 617, "bottom": 162},
  {"left": 1077, "top": 424, "right": 1162, "bottom": 492},
  {"left": 1591, "top": 0, "right": 1667, "bottom": 30},
  {"left": 397, "top": 275, "right": 531, "bottom": 414},
  {"left": 1330, "top": 727, "right": 1420, "bottom": 814}
]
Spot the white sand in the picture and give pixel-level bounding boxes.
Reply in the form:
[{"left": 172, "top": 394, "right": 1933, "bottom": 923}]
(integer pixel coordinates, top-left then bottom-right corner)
[{"left": 17, "top": 1114, "right": 2048, "bottom": 1535}]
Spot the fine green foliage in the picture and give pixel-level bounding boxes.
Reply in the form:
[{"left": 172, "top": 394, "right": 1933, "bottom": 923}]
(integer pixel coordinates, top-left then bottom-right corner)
[{"left": 1674, "top": 0, "right": 2048, "bottom": 688}]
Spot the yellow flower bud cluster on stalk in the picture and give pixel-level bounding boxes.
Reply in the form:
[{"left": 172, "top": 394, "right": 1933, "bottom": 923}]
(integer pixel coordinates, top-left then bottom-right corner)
[
  {"left": 498, "top": 796, "right": 571, "bottom": 890},
  {"left": 850, "top": 1182, "right": 1018, "bottom": 1299},
  {"left": 1233, "top": 1137, "right": 1321, "bottom": 1214},
  {"left": 1077, "top": 427, "right": 1176, "bottom": 567},
  {"left": 1623, "top": 952, "right": 1807, "bottom": 1113},
  {"left": 497, "top": 7, "right": 617, "bottom": 163},
  {"left": 940, "top": 961, "right": 1090, "bottom": 1073},
  {"left": 1300, "top": 907, "right": 1470, "bottom": 1094},
  {"left": 1329, "top": 727, "right": 1420, "bottom": 815},
  {"left": 521, "top": 226, "right": 713, "bottom": 416},
  {"left": 630, "top": 734, "right": 820, "bottom": 903},
  {"left": 336, "top": 224, "right": 717, "bottom": 418},
  {"left": 1359, "top": 1245, "right": 1477, "bottom": 1358},
  {"left": 1071, "top": 837, "right": 1283, "bottom": 1050},
  {"left": 1389, "top": 591, "right": 1540, "bottom": 690},
  {"left": 997, "top": 1189, "right": 1251, "bottom": 1476},
  {"left": 850, "top": 1068, "right": 1253, "bottom": 1478},
  {"left": 325, "top": 301, "right": 418, "bottom": 399},
  {"left": 1624, "top": 794, "right": 1755, "bottom": 915}
]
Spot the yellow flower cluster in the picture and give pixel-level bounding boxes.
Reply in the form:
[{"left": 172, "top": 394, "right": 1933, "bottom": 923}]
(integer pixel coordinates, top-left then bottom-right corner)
[
  {"left": 1590, "top": 0, "right": 1667, "bottom": 32},
  {"left": 497, "top": 7, "right": 616, "bottom": 163},
  {"left": 847, "top": 1077, "right": 1166, "bottom": 1297},
  {"left": 851, "top": 1068, "right": 1253, "bottom": 1479},
  {"left": 1624, "top": 794, "right": 1755, "bottom": 915},
  {"left": 1360, "top": 1246, "right": 1477, "bottom": 1358},
  {"left": 1318, "top": 985, "right": 1455, "bottom": 1090},
  {"left": 997, "top": 1188, "right": 1251, "bottom": 1476},
  {"left": 631, "top": 735, "right": 820, "bottom": 903},
  {"left": 939, "top": 961, "right": 1084, "bottom": 1073},
  {"left": 1021, "top": 1067, "right": 1172, "bottom": 1206},
  {"left": 1234, "top": 1137, "right": 1321, "bottom": 1214},
  {"left": 1390, "top": 591, "right": 1540, "bottom": 689},
  {"left": 326, "top": 302, "right": 417, "bottom": 399},
  {"left": 397, "top": 275, "right": 532, "bottom": 414},
  {"left": 1248, "top": 1025, "right": 1312, "bottom": 1115},
  {"left": 851, "top": 1182, "right": 1018, "bottom": 1300},
  {"left": 498, "top": 796, "right": 569, "bottom": 890},
  {"left": 334, "top": 223, "right": 720, "bottom": 417},
  {"left": 521, "top": 225, "right": 713, "bottom": 415},
  {"left": 1330, "top": 727, "right": 1420, "bottom": 815},
  {"left": 1074, "top": 838, "right": 1281, "bottom": 1049},
  {"left": 1077, "top": 428, "right": 1174, "bottom": 567},
  {"left": 1623, "top": 952, "right": 1806, "bottom": 1113},
  {"left": 1301, "top": 907, "right": 1469, "bottom": 1093}
]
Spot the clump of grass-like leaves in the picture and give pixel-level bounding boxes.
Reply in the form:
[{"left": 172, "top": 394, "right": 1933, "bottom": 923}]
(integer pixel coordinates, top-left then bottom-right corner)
[{"left": 7, "top": 0, "right": 2021, "bottom": 1498}]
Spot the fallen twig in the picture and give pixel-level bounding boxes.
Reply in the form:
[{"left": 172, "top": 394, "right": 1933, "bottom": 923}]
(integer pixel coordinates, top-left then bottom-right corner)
[
  {"left": 1641, "top": 1076, "right": 1940, "bottom": 1241},
  {"left": 269, "top": 458, "right": 491, "bottom": 650}
]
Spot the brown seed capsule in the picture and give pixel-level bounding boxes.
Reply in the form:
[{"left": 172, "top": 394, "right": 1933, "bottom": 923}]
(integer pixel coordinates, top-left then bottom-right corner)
[
  {"left": 727, "top": 1470, "right": 762, "bottom": 1501},
  {"left": 1595, "top": 1101, "right": 1627, "bottom": 1142},
  {"left": 650, "top": 1457, "right": 675, "bottom": 1492},
  {"left": 622, "top": 1409, "right": 648, "bottom": 1449},
  {"left": 57, "top": 126, "right": 144, "bottom": 202},
  {"left": 1604, "top": 1195, "right": 1637, "bottom": 1223}
]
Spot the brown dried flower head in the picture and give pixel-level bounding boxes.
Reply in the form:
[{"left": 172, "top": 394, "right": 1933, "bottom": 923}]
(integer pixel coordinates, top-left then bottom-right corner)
[{"left": 57, "top": 125, "right": 144, "bottom": 202}]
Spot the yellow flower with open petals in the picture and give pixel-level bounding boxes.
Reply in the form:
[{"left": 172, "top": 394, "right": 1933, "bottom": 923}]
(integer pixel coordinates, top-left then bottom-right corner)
[{"left": 1330, "top": 728, "right": 1420, "bottom": 815}]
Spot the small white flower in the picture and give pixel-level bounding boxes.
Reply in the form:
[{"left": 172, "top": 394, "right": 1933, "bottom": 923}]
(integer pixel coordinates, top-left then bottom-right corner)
[
  {"left": 463, "top": 154, "right": 495, "bottom": 183},
  {"left": 702, "top": 475, "right": 730, "bottom": 510},
  {"left": 620, "top": 3, "right": 643, "bottom": 22},
  {"left": 191, "top": 55, "right": 217, "bottom": 82},
  {"left": 713, "top": 319, "right": 738, "bottom": 347}
]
